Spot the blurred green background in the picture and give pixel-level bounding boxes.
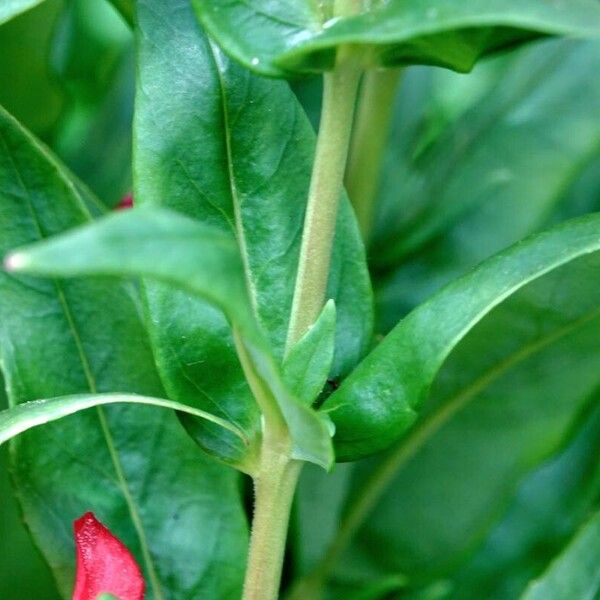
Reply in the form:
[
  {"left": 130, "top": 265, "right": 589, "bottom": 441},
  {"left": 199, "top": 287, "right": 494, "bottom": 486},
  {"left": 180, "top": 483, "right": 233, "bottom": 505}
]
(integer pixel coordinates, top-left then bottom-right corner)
[{"left": 1, "top": 1, "right": 599, "bottom": 599}]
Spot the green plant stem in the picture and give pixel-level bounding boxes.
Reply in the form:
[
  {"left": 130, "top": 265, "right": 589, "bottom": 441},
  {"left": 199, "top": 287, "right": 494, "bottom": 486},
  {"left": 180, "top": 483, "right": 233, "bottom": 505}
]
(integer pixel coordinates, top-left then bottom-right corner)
[
  {"left": 243, "top": 431, "right": 302, "bottom": 600},
  {"left": 346, "top": 68, "right": 401, "bottom": 241},
  {"left": 286, "top": 49, "right": 361, "bottom": 350}
]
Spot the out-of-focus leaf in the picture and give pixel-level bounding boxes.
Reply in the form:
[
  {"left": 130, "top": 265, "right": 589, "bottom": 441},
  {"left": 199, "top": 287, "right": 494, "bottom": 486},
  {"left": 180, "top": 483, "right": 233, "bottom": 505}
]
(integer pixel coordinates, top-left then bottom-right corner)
[
  {"left": 0, "top": 0, "right": 64, "bottom": 137},
  {"left": 373, "top": 39, "right": 600, "bottom": 330},
  {"left": 6, "top": 208, "right": 335, "bottom": 470},
  {"left": 134, "top": 0, "right": 371, "bottom": 464},
  {"left": 193, "top": 0, "right": 600, "bottom": 77},
  {"left": 283, "top": 300, "right": 336, "bottom": 406},
  {"left": 521, "top": 509, "right": 600, "bottom": 600},
  {"left": 0, "top": 104, "right": 248, "bottom": 599},
  {"left": 51, "top": 0, "right": 133, "bottom": 207},
  {"left": 443, "top": 403, "right": 600, "bottom": 599},
  {"left": 0, "top": 0, "right": 45, "bottom": 26}
]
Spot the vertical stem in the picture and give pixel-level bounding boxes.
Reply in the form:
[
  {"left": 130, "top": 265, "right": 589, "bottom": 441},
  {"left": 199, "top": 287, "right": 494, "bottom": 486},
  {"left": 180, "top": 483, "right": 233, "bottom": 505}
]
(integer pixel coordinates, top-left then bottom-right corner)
[
  {"left": 243, "top": 431, "right": 302, "bottom": 600},
  {"left": 346, "top": 68, "right": 401, "bottom": 241},
  {"left": 286, "top": 49, "right": 361, "bottom": 350}
]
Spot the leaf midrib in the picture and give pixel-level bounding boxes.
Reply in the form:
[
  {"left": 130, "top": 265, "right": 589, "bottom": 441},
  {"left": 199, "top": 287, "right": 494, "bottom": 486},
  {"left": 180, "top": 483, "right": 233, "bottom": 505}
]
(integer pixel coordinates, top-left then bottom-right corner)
[{"left": 207, "top": 38, "right": 262, "bottom": 323}]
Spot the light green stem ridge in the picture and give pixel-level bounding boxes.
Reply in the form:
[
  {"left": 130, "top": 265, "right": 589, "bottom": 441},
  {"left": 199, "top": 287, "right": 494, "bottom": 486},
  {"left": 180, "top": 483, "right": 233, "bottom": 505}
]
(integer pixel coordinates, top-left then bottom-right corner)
[
  {"left": 346, "top": 68, "right": 402, "bottom": 241},
  {"left": 243, "top": 432, "right": 303, "bottom": 600},
  {"left": 286, "top": 49, "right": 361, "bottom": 351}
]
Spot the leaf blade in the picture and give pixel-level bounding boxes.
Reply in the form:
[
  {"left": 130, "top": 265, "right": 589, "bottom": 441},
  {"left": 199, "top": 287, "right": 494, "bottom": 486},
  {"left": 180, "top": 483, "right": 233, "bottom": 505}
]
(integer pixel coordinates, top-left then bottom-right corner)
[
  {"left": 324, "top": 213, "right": 600, "bottom": 460},
  {"left": 193, "top": 0, "right": 600, "bottom": 76},
  {"left": 0, "top": 103, "right": 248, "bottom": 599},
  {"left": 0, "top": 393, "right": 246, "bottom": 447}
]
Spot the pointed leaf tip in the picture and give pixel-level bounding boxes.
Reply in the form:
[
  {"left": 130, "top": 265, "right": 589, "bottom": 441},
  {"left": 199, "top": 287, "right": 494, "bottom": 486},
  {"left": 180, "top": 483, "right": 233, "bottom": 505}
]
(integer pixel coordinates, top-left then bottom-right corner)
[
  {"left": 73, "top": 512, "right": 145, "bottom": 600},
  {"left": 3, "top": 252, "right": 28, "bottom": 272}
]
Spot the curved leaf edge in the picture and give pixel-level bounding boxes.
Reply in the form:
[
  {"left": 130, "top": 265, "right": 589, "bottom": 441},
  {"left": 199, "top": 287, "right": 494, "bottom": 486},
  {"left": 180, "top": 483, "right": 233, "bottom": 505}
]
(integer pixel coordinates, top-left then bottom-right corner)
[
  {"left": 325, "top": 212, "right": 600, "bottom": 461},
  {"left": 0, "top": 392, "right": 248, "bottom": 447}
]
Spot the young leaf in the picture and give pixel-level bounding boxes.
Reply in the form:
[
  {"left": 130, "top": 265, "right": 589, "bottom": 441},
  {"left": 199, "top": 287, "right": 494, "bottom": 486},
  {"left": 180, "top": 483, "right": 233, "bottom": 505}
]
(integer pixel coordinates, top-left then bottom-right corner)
[
  {"left": 193, "top": 0, "right": 600, "bottom": 77},
  {"left": 0, "top": 0, "right": 44, "bottom": 26},
  {"left": 283, "top": 300, "right": 336, "bottom": 406},
  {"left": 0, "top": 393, "right": 245, "bottom": 447},
  {"left": 521, "top": 510, "right": 600, "bottom": 600},
  {"left": 323, "top": 213, "right": 600, "bottom": 460},
  {"left": 134, "top": 0, "right": 372, "bottom": 464},
  {"left": 0, "top": 104, "right": 248, "bottom": 599},
  {"left": 5, "top": 207, "right": 335, "bottom": 470}
]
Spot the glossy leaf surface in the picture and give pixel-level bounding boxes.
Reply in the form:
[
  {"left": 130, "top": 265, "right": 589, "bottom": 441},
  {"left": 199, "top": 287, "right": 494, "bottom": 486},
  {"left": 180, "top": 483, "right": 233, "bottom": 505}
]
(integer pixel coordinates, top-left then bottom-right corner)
[
  {"left": 6, "top": 208, "right": 335, "bottom": 470},
  {"left": 0, "top": 105, "right": 248, "bottom": 599},
  {"left": 193, "top": 0, "right": 600, "bottom": 77},
  {"left": 134, "top": 0, "right": 371, "bottom": 464},
  {"left": 324, "top": 214, "right": 600, "bottom": 460}
]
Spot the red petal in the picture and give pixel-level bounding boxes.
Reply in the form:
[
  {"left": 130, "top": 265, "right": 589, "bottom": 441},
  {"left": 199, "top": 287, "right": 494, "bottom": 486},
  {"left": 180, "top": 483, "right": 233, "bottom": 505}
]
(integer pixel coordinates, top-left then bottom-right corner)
[
  {"left": 72, "top": 512, "right": 145, "bottom": 600},
  {"left": 116, "top": 194, "right": 133, "bottom": 210}
]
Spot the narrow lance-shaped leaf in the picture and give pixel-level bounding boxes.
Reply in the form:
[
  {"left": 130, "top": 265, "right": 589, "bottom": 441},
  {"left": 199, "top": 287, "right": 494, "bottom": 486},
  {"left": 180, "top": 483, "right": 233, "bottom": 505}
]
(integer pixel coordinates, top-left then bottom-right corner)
[
  {"left": 134, "top": 0, "right": 371, "bottom": 466},
  {"left": 193, "top": 0, "right": 600, "bottom": 77},
  {"left": 283, "top": 300, "right": 336, "bottom": 406},
  {"left": 323, "top": 213, "right": 600, "bottom": 460},
  {"left": 0, "top": 393, "right": 245, "bottom": 447},
  {"left": 5, "top": 207, "right": 335, "bottom": 470},
  {"left": 0, "top": 104, "right": 248, "bottom": 599}
]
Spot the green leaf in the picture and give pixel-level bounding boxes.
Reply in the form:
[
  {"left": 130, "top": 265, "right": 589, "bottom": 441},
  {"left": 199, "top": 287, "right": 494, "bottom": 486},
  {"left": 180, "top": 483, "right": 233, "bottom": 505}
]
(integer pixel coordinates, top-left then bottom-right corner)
[
  {"left": 0, "top": 0, "right": 44, "bottom": 26},
  {"left": 323, "top": 213, "right": 600, "bottom": 460},
  {"left": 0, "top": 104, "right": 248, "bottom": 599},
  {"left": 0, "top": 393, "right": 245, "bottom": 447},
  {"left": 521, "top": 510, "right": 600, "bottom": 600},
  {"left": 193, "top": 0, "right": 600, "bottom": 77},
  {"left": 332, "top": 255, "right": 600, "bottom": 581},
  {"left": 5, "top": 207, "right": 335, "bottom": 470},
  {"left": 5, "top": 207, "right": 254, "bottom": 331},
  {"left": 134, "top": 0, "right": 371, "bottom": 465},
  {"left": 283, "top": 300, "right": 336, "bottom": 405},
  {"left": 448, "top": 404, "right": 600, "bottom": 598},
  {"left": 373, "top": 39, "right": 600, "bottom": 288},
  {"left": 0, "top": 0, "right": 64, "bottom": 137},
  {"left": 303, "top": 241, "right": 600, "bottom": 592}
]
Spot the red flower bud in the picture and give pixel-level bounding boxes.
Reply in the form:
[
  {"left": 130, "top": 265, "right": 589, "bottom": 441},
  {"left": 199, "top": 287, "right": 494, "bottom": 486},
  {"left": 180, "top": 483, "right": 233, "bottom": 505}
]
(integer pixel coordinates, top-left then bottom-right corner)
[
  {"left": 116, "top": 194, "right": 133, "bottom": 210},
  {"left": 72, "top": 512, "right": 145, "bottom": 600}
]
